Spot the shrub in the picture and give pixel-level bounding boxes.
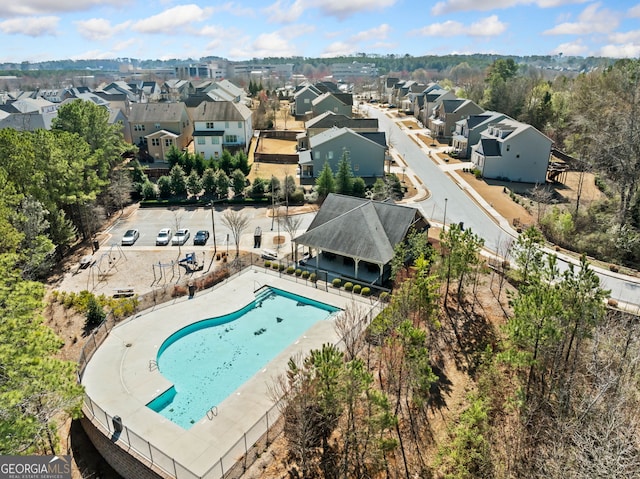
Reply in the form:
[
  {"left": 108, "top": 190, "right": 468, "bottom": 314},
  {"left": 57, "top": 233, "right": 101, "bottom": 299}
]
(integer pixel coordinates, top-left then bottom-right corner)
[
  {"left": 361, "top": 287, "right": 371, "bottom": 296},
  {"left": 264, "top": 260, "right": 271, "bottom": 268},
  {"left": 278, "top": 263, "right": 285, "bottom": 271},
  {"left": 272, "top": 262, "right": 279, "bottom": 270},
  {"left": 607, "top": 298, "right": 619, "bottom": 308},
  {"left": 609, "top": 264, "right": 620, "bottom": 273},
  {"left": 309, "top": 273, "right": 317, "bottom": 282},
  {"left": 353, "top": 284, "right": 362, "bottom": 294},
  {"left": 85, "top": 295, "right": 106, "bottom": 328},
  {"left": 302, "top": 270, "right": 310, "bottom": 279},
  {"left": 286, "top": 266, "right": 295, "bottom": 274},
  {"left": 295, "top": 269, "right": 302, "bottom": 276},
  {"left": 379, "top": 291, "right": 390, "bottom": 302},
  {"left": 332, "top": 278, "right": 342, "bottom": 288},
  {"left": 344, "top": 282, "right": 354, "bottom": 291}
]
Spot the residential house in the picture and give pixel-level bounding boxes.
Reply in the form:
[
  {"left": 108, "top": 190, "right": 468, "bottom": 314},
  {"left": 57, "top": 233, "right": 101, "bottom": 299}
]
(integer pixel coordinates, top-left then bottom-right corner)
[
  {"left": 98, "top": 81, "right": 140, "bottom": 103},
  {"left": 451, "top": 111, "right": 508, "bottom": 159},
  {"left": 200, "top": 79, "right": 248, "bottom": 104},
  {"left": 290, "top": 83, "right": 321, "bottom": 117},
  {"left": 128, "top": 102, "right": 193, "bottom": 162},
  {"left": 294, "top": 193, "right": 430, "bottom": 285},
  {"left": 428, "top": 99, "right": 484, "bottom": 141},
  {"left": 311, "top": 92, "right": 352, "bottom": 118},
  {"left": 470, "top": 118, "right": 552, "bottom": 183},
  {"left": 0, "top": 97, "right": 59, "bottom": 131},
  {"left": 419, "top": 86, "right": 456, "bottom": 128},
  {"left": 384, "top": 77, "right": 400, "bottom": 103},
  {"left": 298, "top": 126, "right": 386, "bottom": 182},
  {"left": 190, "top": 100, "right": 253, "bottom": 159},
  {"left": 297, "top": 111, "right": 378, "bottom": 150},
  {"left": 161, "top": 79, "right": 196, "bottom": 102}
]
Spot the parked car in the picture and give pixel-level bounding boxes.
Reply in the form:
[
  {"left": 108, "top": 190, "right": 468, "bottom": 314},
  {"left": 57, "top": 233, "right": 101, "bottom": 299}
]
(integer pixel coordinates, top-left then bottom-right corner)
[
  {"left": 171, "top": 228, "right": 190, "bottom": 246},
  {"left": 156, "top": 228, "right": 172, "bottom": 246},
  {"left": 121, "top": 229, "right": 139, "bottom": 246},
  {"left": 193, "top": 230, "right": 210, "bottom": 245},
  {"left": 261, "top": 249, "right": 278, "bottom": 261}
]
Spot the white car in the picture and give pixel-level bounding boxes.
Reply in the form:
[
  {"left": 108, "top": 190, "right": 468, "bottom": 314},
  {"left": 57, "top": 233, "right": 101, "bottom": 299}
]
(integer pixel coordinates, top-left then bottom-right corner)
[
  {"left": 156, "top": 228, "right": 172, "bottom": 246},
  {"left": 121, "top": 229, "right": 139, "bottom": 246},
  {"left": 171, "top": 228, "right": 190, "bottom": 246}
]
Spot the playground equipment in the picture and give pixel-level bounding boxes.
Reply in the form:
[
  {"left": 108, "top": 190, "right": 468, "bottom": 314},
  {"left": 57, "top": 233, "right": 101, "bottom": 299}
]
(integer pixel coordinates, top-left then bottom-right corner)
[
  {"left": 86, "top": 243, "right": 127, "bottom": 290},
  {"left": 178, "top": 252, "right": 204, "bottom": 273}
]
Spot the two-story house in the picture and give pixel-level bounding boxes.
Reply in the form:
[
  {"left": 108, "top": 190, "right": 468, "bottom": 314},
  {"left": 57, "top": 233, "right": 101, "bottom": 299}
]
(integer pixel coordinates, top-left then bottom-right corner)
[
  {"left": 291, "top": 83, "right": 322, "bottom": 118},
  {"left": 297, "top": 111, "right": 379, "bottom": 150},
  {"left": 128, "top": 102, "right": 193, "bottom": 162},
  {"left": 191, "top": 101, "right": 253, "bottom": 159},
  {"left": 428, "top": 99, "right": 484, "bottom": 141},
  {"left": 470, "top": 118, "right": 552, "bottom": 184},
  {"left": 451, "top": 111, "right": 509, "bottom": 159},
  {"left": 419, "top": 86, "right": 456, "bottom": 128},
  {"left": 298, "top": 127, "right": 386, "bottom": 182},
  {"left": 311, "top": 92, "right": 353, "bottom": 118}
]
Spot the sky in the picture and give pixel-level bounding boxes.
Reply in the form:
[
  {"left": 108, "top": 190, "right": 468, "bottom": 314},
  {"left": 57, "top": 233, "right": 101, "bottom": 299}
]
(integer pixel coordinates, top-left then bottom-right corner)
[{"left": 1, "top": 0, "right": 639, "bottom": 63}]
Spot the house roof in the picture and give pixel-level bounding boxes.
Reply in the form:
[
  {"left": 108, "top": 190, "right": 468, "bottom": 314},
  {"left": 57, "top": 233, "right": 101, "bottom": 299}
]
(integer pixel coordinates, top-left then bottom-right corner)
[
  {"left": 440, "top": 99, "right": 466, "bottom": 113},
  {"left": 311, "top": 92, "right": 346, "bottom": 107},
  {"left": 191, "top": 100, "right": 252, "bottom": 122},
  {"left": 295, "top": 194, "right": 428, "bottom": 265},
  {"left": 129, "top": 102, "right": 187, "bottom": 123},
  {"left": 358, "top": 131, "right": 387, "bottom": 148},
  {"left": 305, "top": 111, "right": 378, "bottom": 130},
  {"left": 193, "top": 130, "right": 224, "bottom": 137},
  {"left": 476, "top": 138, "right": 501, "bottom": 157},
  {"left": 309, "top": 126, "right": 386, "bottom": 150}
]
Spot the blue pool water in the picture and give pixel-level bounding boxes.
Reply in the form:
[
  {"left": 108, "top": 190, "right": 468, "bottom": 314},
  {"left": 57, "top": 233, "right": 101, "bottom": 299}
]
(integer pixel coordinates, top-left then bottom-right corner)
[{"left": 147, "top": 287, "right": 340, "bottom": 429}]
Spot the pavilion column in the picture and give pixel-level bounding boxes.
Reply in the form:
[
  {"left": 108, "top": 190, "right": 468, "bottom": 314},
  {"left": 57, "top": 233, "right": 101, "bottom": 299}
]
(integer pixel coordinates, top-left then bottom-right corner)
[
  {"left": 354, "top": 258, "right": 360, "bottom": 279},
  {"left": 379, "top": 264, "right": 384, "bottom": 284}
]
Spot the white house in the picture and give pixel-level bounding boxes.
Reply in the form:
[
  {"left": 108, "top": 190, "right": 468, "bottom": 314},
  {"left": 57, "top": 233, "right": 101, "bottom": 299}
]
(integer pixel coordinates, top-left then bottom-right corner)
[
  {"left": 191, "top": 101, "right": 253, "bottom": 160},
  {"left": 470, "top": 118, "right": 552, "bottom": 184}
]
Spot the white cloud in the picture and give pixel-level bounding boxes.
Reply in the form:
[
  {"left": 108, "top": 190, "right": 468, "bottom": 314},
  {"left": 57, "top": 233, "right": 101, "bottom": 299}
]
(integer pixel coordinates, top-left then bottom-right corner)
[
  {"left": 132, "top": 4, "right": 214, "bottom": 34},
  {"left": 608, "top": 30, "right": 640, "bottom": 44},
  {"left": 229, "top": 31, "right": 301, "bottom": 59},
  {"left": 351, "top": 24, "right": 391, "bottom": 42},
  {"left": 549, "top": 39, "right": 588, "bottom": 56},
  {"left": 70, "top": 49, "right": 118, "bottom": 60},
  {"left": 544, "top": 3, "right": 618, "bottom": 35},
  {"left": 598, "top": 42, "right": 640, "bottom": 58},
  {"left": 2, "top": 0, "right": 127, "bottom": 17},
  {"left": 468, "top": 15, "right": 507, "bottom": 36},
  {"left": 75, "top": 18, "right": 130, "bottom": 41},
  {"left": 112, "top": 38, "right": 137, "bottom": 52},
  {"left": 0, "top": 16, "right": 58, "bottom": 36},
  {"left": 318, "top": 0, "right": 397, "bottom": 19},
  {"left": 431, "top": 0, "right": 588, "bottom": 16},
  {"left": 264, "top": 0, "right": 306, "bottom": 23},
  {"left": 413, "top": 15, "right": 505, "bottom": 38},
  {"left": 629, "top": 4, "right": 640, "bottom": 17},
  {"left": 321, "top": 41, "right": 357, "bottom": 57}
]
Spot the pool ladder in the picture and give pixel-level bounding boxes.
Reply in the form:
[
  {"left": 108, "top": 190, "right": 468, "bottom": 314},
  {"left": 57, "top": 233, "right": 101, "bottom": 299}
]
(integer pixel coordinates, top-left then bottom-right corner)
[
  {"left": 149, "top": 359, "right": 158, "bottom": 371},
  {"left": 206, "top": 405, "right": 218, "bottom": 420}
]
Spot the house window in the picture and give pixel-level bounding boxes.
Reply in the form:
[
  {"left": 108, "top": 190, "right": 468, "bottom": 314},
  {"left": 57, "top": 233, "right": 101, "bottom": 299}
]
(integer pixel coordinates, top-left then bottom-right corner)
[
  {"left": 134, "top": 124, "right": 145, "bottom": 131},
  {"left": 225, "top": 134, "right": 237, "bottom": 143},
  {"left": 206, "top": 122, "right": 214, "bottom": 129},
  {"left": 304, "top": 98, "right": 310, "bottom": 104},
  {"left": 238, "top": 122, "right": 242, "bottom": 128},
  {"left": 225, "top": 121, "right": 229, "bottom": 128},
  {"left": 354, "top": 163, "right": 359, "bottom": 171},
  {"left": 139, "top": 137, "right": 147, "bottom": 145},
  {"left": 327, "top": 151, "right": 334, "bottom": 160},
  {"left": 197, "top": 137, "right": 205, "bottom": 145},
  {"left": 315, "top": 151, "right": 321, "bottom": 160},
  {"left": 155, "top": 123, "right": 161, "bottom": 129},
  {"left": 151, "top": 138, "right": 160, "bottom": 146},
  {"left": 506, "top": 144, "right": 510, "bottom": 151},
  {"left": 213, "top": 137, "right": 220, "bottom": 144},
  {"left": 165, "top": 138, "right": 173, "bottom": 147}
]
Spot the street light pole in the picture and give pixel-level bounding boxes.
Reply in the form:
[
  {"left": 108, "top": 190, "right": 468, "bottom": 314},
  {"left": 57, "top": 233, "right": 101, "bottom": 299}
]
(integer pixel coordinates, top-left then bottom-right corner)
[
  {"left": 443, "top": 197, "right": 448, "bottom": 231},
  {"left": 210, "top": 201, "right": 217, "bottom": 256}
]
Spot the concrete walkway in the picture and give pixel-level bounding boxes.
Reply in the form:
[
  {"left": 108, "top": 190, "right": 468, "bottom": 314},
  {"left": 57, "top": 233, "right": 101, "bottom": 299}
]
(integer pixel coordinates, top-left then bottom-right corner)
[{"left": 82, "top": 268, "right": 381, "bottom": 477}]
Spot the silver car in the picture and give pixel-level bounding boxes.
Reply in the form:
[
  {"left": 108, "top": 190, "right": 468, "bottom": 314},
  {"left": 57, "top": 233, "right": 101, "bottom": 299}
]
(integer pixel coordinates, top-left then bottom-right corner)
[
  {"left": 171, "top": 228, "right": 190, "bottom": 246},
  {"left": 156, "top": 228, "right": 172, "bottom": 246},
  {"left": 121, "top": 229, "right": 140, "bottom": 246}
]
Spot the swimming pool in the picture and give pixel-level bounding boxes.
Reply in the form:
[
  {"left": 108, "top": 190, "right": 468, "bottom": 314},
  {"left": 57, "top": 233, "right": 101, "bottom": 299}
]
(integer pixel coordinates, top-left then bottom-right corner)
[{"left": 147, "top": 286, "right": 340, "bottom": 429}]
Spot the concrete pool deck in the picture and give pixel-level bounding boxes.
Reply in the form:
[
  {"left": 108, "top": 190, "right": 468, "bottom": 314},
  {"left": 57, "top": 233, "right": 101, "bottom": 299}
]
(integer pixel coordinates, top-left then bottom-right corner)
[{"left": 82, "top": 268, "right": 381, "bottom": 477}]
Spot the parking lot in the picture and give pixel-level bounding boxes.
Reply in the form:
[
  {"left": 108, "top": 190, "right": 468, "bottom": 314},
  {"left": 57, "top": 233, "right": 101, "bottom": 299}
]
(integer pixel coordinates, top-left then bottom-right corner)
[{"left": 54, "top": 204, "right": 316, "bottom": 297}]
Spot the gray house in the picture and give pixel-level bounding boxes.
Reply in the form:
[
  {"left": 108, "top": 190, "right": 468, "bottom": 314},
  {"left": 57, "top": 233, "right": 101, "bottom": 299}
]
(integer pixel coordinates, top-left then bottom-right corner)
[
  {"left": 311, "top": 92, "right": 352, "bottom": 118},
  {"left": 470, "top": 118, "right": 552, "bottom": 183},
  {"left": 428, "top": 99, "right": 484, "bottom": 141},
  {"left": 294, "top": 193, "right": 430, "bottom": 285},
  {"left": 297, "top": 111, "right": 379, "bottom": 150},
  {"left": 298, "top": 127, "right": 386, "bottom": 182},
  {"left": 451, "top": 111, "right": 509, "bottom": 159},
  {"left": 291, "top": 83, "right": 321, "bottom": 117}
]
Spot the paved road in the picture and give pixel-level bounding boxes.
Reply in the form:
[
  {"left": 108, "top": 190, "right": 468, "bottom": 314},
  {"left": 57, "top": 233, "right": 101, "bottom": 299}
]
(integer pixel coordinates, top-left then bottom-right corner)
[{"left": 363, "top": 105, "right": 640, "bottom": 308}]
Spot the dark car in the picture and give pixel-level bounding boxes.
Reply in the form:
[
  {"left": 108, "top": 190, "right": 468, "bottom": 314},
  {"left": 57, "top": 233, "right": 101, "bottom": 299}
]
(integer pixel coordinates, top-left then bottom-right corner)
[{"left": 193, "top": 230, "right": 210, "bottom": 245}]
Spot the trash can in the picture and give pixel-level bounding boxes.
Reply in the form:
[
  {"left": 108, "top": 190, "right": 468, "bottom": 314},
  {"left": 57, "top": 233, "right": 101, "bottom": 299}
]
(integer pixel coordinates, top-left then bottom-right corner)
[
  {"left": 188, "top": 282, "right": 195, "bottom": 298},
  {"left": 112, "top": 415, "right": 123, "bottom": 433},
  {"left": 93, "top": 240, "right": 100, "bottom": 252}
]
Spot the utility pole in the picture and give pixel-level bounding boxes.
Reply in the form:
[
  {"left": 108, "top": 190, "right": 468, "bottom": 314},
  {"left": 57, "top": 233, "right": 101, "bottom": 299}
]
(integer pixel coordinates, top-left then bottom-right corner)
[
  {"left": 210, "top": 201, "right": 217, "bottom": 256},
  {"left": 443, "top": 197, "right": 448, "bottom": 231}
]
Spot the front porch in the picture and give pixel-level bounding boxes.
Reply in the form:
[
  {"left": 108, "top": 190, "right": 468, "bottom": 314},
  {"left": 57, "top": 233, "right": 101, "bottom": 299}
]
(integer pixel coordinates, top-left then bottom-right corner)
[{"left": 295, "top": 247, "right": 388, "bottom": 286}]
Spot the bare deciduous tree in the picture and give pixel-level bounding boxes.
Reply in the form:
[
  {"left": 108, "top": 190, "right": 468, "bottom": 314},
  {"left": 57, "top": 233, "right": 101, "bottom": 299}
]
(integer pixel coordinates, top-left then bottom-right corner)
[{"left": 221, "top": 209, "right": 250, "bottom": 257}]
